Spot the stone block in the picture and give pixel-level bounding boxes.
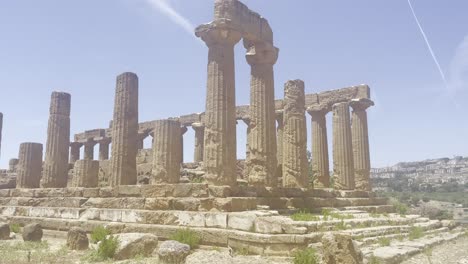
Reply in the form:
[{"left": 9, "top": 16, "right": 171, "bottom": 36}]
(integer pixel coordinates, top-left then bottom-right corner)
[
  {"left": 173, "top": 183, "right": 209, "bottom": 198},
  {"left": 230, "top": 198, "right": 257, "bottom": 212},
  {"left": 11, "top": 189, "right": 35, "bottom": 197},
  {"left": 227, "top": 212, "right": 257, "bottom": 231},
  {"left": 141, "top": 184, "right": 174, "bottom": 198},
  {"left": 254, "top": 217, "right": 283, "bottom": 234},
  {"left": 99, "top": 187, "right": 115, "bottom": 197},
  {"left": 208, "top": 186, "right": 232, "bottom": 197},
  {"left": 121, "top": 210, "right": 143, "bottom": 223},
  {"left": 144, "top": 198, "right": 172, "bottom": 210},
  {"left": 0, "top": 190, "right": 10, "bottom": 198},
  {"left": 115, "top": 185, "right": 141, "bottom": 197},
  {"left": 83, "top": 188, "right": 100, "bottom": 198},
  {"left": 205, "top": 212, "right": 227, "bottom": 228},
  {"left": 99, "top": 209, "right": 122, "bottom": 222},
  {"left": 172, "top": 198, "right": 200, "bottom": 211},
  {"left": 175, "top": 211, "right": 205, "bottom": 227}
]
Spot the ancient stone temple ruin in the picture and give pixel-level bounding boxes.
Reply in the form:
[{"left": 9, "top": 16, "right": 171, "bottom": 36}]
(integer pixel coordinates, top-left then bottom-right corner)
[{"left": 2, "top": 1, "right": 462, "bottom": 261}]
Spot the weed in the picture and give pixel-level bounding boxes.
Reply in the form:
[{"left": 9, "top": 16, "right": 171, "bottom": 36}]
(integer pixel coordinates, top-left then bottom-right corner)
[
  {"left": 293, "top": 248, "right": 319, "bottom": 264},
  {"left": 291, "top": 211, "right": 320, "bottom": 221},
  {"left": 408, "top": 226, "right": 424, "bottom": 240},
  {"left": 170, "top": 228, "right": 201, "bottom": 249},
  {"left": 9, "top": 223, "right": 21, "bottom": 233},
  {"left": 369, "top": 255, "right": 382, "bottom": 264},
  {"left": 90, "top": 225, "right": 111, "bottom": 244},
  {"left": 377, "top": 237, "right": 391, "bottom": 247}
]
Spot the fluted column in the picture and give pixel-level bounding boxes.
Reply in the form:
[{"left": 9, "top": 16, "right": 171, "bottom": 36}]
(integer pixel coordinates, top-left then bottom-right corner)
[
  {"left": 307, "top": 106, "right": 330, "bottom": 188},
  {"left": 332, "top": 102, "right": 355, "bottom": 190},
  {"left": 71, "top": 160, "right": 99, "bottom": 187},
  {"left": 195, "top": 22, "right": 242, "bottom": 186},
  {"left": 192, "top": 122, "right": 205, "bottom": 163},
  {"left": 17, "top": 143, "right": 43, "bottom": 188},
  {"left": 9, "top": 158, "right": 19, "bottom": 172},
  {"left": 350, "top": 98, "right": 374, "bottom": 191},
  {"left": 83, "top": 139, "right": 96, "bottom": 160},
  {"left": 179, "top": 126, "right": 188, "bottom": 165},
  {"left": 275, "top": 110, "right": 284, "bottom": 180},
  {"left": 137, "top": 131, "right": 149, "bottom": 150},
  {"left": 241, "top": 117, "right": 251, "bottom": 163},
  {"left": 109, "top": 72, "right": 139, "bottom": 186},
  {"left": 244, "top": 41, "right": 279, "bottom": 187},
  {"left": 152, "top": 119, "right": 181, "bottom": 183},
  {"left": 282, "top": 80, "right": 308, "bottom": 188},
  {"left": 97, "top": 138, "right": 111, "bottom": 161},
  {"left": 42, "top": 92, "right": 71, "bottom": 188},
  {"left": 69, "top": 142, "right": 82, "bottom": 163}
]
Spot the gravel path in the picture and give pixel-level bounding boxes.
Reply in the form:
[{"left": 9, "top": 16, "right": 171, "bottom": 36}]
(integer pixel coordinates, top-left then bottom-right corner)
[{"left": 401, "top": 235, "right": 468, "bottom": 264}]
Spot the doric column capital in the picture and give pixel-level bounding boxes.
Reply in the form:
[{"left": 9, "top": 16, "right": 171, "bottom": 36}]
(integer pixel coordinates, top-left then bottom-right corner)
[
  {"left": 195, "top": 20, "right": 242, "bottom": 47},
  {"left": 245, "top": 41, "right": 279, "bottom": 66},
  {"left": 83, "top": 138, "right": 97, "bottom": 147},
  {"left": 350, "top": 98, "right": 374, "bottom": 111},
  {"left": 70, "top": 142, "right": 83, "bottom": 148},
  {"left": 180, "top": 126, "right": 188, "bottom": 135},
  {"left": 307, "top": 105, "right": 331, "bottom": 117},
  {"left": 96, "top": 137, "right": 111, "bottom": 145},
  {"left": 275, "top": 110, "right": 284, "bottom": 122},
  {"left": 191, "top": 122, "right": 205, "bottom": 131}
]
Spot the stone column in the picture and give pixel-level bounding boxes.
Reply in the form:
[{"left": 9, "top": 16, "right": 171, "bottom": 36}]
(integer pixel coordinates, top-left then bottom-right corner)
[
  {"left": 244, "top": 42, "right": 279, "bottom": 187},
  {"left": 137, "top": 131, "right": 148, "bottom": 150},
  {"left": 241, "top": 117, "right": 251, "bottom": 164},
  {"left": 307, "top": 106, "right": 331, "bottom": 188},
  {"left": 83, "top": 139, "right": 96, "bottom": 160},
  {"left": 17, "top": 143, "right": 43, "bottom": 188},
  {"left": 332, "top": 102, "right": 355, "bottom": 190},
  {"left": 179, "top": 126, "right": 188, "bottom": 165},
  {"left": 192, "top": 122, "right": 205, "bottom": 163},
  {"left": 195, "top": 23, "right": 242, "bottom": 186},
  {"left": 69, "top": 142, "right": 82, "bottom": 163},
  {"left": 8, "top": 158, "right": 19, "bottom": 172},
  {"left": 109, "top": 72, "right": 139, "bottom": 186},
  {"left": 152, "top": 119, "right": 181, "bottom": 183},
  {"left": 282, "top": 80, "right": 308, "bottom": 188},
  {"left": 275, "top": 110, "right": 284, "bottom": 171},
  {"left": 71, "top": 160, "right": 99, "bottom": 187},
  {"left": 97, "top": 138, "right": 111, "bottom": 161},
  {"left": 42, "top": 92, "right": 71, "bottom": 188},
  {"left": 350, "top": 98, "right": 374, "bottom": 191}
]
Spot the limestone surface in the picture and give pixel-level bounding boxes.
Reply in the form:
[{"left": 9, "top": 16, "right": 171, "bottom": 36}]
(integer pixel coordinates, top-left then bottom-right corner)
[
  {"left": 322, "top": 233, "right": 363, "bottom": 264},
  {"left": 282, "top": 80, "right": 308, "bottom": 188},
  {"left": 152, "top": 119, "right": 182, "bottom": 184},
  {"left": 109, "top": 72, "right": 139, "bottom": 186},
  {"left": 42, "top": 92, "right": 71, "bottom": 188},
  {"left": 0, "top": 223, "right": 9, "bottom": 240},
  {"left": 16, "top": 142, "right": 43, "bottom": 188},
  {"left": 71, "top": 160, "right": 99, "bottom": 188},
  {"left": 22, "top": 223, "right": 43, "bottom": 242},
  {"left": 196, "top": 23, "right": 242, "bottom": 186},
  {"left": 308, "top": 106, "right": 330, "bottom": 188},
  {"left": 158, "top": 240, "right": 191, "bottom": 264},
  {"left": 332, "top": 102, "right": 355, "bottom": 190},
  {"left": 113, "top": 233, "right": 158, "bottom": 260},
  {"left": 66, "top": 227, "right": 89, "bottom": 250},
  {"left": 192, "top": 122, "right": 205, "bottom": 163}
]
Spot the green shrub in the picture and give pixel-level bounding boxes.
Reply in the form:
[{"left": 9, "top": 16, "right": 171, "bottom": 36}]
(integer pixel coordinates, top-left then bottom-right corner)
[
  {"left": 90, "top": 226, "right": 111, "bottom": 244},
  {"left": 408, "top": 226, "right": 424, "bottom": 240},
  {"left": 392, "top": 200, "right": 408, "bottom": 215},
  {"left": 291, "top": 211, "right": 320, "bottom": 221},
  {"left": 9, "top": 223, "right": 21, "bottom": 233},
  {"left": 293, "top": 248, "right": 319, "bottom": 264},
  {"left": 369, "top": 255, "right": 382, "bottom": 264},
  {"left": 334, "top": 219, "right": 347, "bottom": 230},
  {"left": 170, "top": 228, "right": 201, "bottom": 249},
  {"left": 97, "top": 235, "right": 119, "bottom": 260},
  {"left": 377, "top": 237, "right": 391, "bottom": 246}
]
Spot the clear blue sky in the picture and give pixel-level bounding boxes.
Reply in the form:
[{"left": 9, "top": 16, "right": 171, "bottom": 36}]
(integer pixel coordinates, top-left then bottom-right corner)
[{"left": 0, "top": 0, "right": 467, "bottom": 168}]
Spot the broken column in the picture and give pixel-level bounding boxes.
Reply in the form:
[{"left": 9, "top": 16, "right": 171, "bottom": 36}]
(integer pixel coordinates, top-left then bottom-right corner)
[
  {"left": 42, "top": 92, "right": 71, "bottom": 188},
  {"left": 8, "top": 158, "right": 19, "bottom": 172},
  {"left": 109, "top": 72, "right": 139, "bottom": 186},
  {"left": 152, "top": 119, "right": 181, "bottom": 183},
  {"left": 71, "top": 160, "right": 99, "bottom": 187},
  {"left": 350, "top": 98, "right": 374, "bottom": 191},
  {"left": 275, "top": 110, "right": 284, "bottom": 179},
  {"left": 282, "top": 80, "right": 308, "bottom": 188},
  {"left": 195, "top": 21, "right": 242, "bottom": 186},
  {"left": 192, "top": 122, "right": 205, "bottom": 163},
  {"left": 332, "top": 102, "right": 355, "bottom": 190},
  {"left": 69, "top": 142, "right": 82, "bottom": 163},
  {"left": 244, "top": 41, "right": 279, "bottom": 187},
  {"left": 179, "top": 126, "right": 188, "bottom": 165},
  {"left": 17, "top": 143, "right": 43, "bottom": 188},
  {"left": 307, "top": 106, "right": 330, "bottom": 188},
  {"left": 241, "top": 117, "right": 251, "bottom": 165}
]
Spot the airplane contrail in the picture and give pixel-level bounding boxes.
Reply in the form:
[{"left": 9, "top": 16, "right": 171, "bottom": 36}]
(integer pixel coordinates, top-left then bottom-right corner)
[
  {"left": 407, "top": 0, "right": 449, "bottom": 90},
  {"left": 146, "top": 0, "right": 195, "bottom": 38}
]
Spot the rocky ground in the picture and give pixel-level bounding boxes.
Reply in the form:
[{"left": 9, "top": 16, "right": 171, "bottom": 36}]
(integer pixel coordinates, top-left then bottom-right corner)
[{"left": 401, "top": 235, "right": 468, "bottom": 264}]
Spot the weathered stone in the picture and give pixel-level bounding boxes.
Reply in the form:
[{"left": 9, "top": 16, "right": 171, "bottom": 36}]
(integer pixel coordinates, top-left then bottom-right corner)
[
  {"left": 42, "top": 92, "right": 71, "bottom": 188},
  {"left": 8, "top": 158, "right": 19, "bottom": 172},
  {"left": 196, "top": 22, "right": 242, "bottom": 186},
  {"left": 308, "top": 106, "right": 330, "bottom": 188},
  {"left": 16, "top": 143, "right": 43, "bottom": 188},
  {"left": 321, "top": 233, "right": 363, "bottom": 264},
  {"left": 332, "top": 102, "right": 355, "bottom": 190},
  {"left": 113, "top": 233, "right": 158, "bottom": 260},
  {"left": 0, "top": 223, "right": 9, "bottom": 240},
  {"left": 69, "top": 142, "right": 82, "bottom": 163},
  {"left": 282, "top": 80, "right": 308, "bottom": 188},
  {"left": 71, "top": 160, "right": 99, "bottom": 188},
  {"left": 275, "top": 111, "right": 284, "bottom": 180},
  {"left": 350, "top": 98, "right": 373, "bottom": 191},
  {"left": 22, "top": 223, "right": 43, "bottom": 241},
  {"left": 158, "top": 240, "right": 191, "bottom": 264},
  {"left": 66, "top": 227, "right": 89, "bottom": 250},
  {"left": 245, "top": 41, "right": 278, "bottom": 187},
  {"left": 152, "top": 119, "right": 182, "bottom": 184},
  {"left": 185, "top": 250, "right": 233, "bottom": 264},
  {"left": 109, "top": 72, "right": 139, "bottom": 186},
  {"left": 192, "top": 122, "right": 205, "bottom": 163}
]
